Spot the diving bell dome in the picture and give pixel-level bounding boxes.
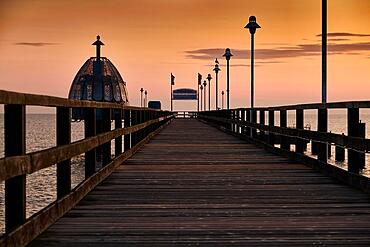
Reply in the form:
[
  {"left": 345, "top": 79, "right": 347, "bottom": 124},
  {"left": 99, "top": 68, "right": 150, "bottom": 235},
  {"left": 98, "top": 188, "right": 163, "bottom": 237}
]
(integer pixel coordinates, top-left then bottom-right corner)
[{"left": 68, "top": 36, "right": 129, "bottom": 104}]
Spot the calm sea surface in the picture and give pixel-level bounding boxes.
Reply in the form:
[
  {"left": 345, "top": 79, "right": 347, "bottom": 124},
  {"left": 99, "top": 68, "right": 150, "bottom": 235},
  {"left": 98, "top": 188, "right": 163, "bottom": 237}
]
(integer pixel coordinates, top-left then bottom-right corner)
[{"left": 0, "top": 112, "right": 369, "bottom": 233}]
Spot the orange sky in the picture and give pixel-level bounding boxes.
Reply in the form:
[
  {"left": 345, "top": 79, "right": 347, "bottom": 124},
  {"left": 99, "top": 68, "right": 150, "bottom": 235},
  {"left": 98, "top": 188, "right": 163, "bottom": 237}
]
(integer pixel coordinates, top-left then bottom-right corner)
[{"left": 0, "top": 0, "right": 369, "bottom": 111}]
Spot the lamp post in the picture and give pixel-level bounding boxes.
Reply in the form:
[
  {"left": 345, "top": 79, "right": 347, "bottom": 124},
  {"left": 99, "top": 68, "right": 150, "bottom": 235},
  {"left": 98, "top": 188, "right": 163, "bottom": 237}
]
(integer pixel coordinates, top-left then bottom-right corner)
[
  {"left": 244, "top": 16, "right": 261, "bottom": 109},
  {"left": 200, "top": 85, "right": 203, "bottom": 111},
  {"left": 203, "top": 80, "right": 207, "bottom": 111},
  {"left": 144, "top": 90, "right": 148, "bottom": 107},
  {"left": 206, "top": 74, "right": 212, "bottom": 111},
  {"left": 221, "top": 91, "right": 225, "bottom": 110},
  {"left": 213, "top": 59, "right": 221, "bottom": 110},
  {"left": 197, "top": 73, "right": 202, "bottom": 112},
  {"left": 140, "top": 88, "right": 144, "bottom": 107},
  {"left": 223, "top": 48, "right": 233, "bottom": 110}
]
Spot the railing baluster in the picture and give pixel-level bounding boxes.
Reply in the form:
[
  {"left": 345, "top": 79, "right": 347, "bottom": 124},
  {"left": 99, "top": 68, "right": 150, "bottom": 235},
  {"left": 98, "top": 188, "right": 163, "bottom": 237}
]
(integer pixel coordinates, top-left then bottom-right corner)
[
  {"left": 124, "top": 109, "right": 131, "bottom": 151},
  {"left": 348, "top": 108, "right": 361, "bottom": 173},
  {"left": 115, "top": 109, "right": 123, "bottom": 156},
  {"left": 317, "top": 108, "right": 328, "bottom": 162},
  {"left": 102, "top": 108, "right": 111, "bottom": 166},
  {"left": 85, "top": 108, "right": 96, "bottom": 178},
  {"left": 280, "top": 110, "right": 289, "bottom": 150},
  {"left": 260, "top": 110, "right": 265, "bottom": 141},
  {"left": 268, "top": 110, "right": 274, "bottom": 146},
  {"left": 296, "top": 109, "right": 304, "bottom": 153},
  {"left": 5, "top": 104, "right": 26, "bottom": 232},
  {"left": 57, "top": 107, "right": 71, "bottom": 199}
]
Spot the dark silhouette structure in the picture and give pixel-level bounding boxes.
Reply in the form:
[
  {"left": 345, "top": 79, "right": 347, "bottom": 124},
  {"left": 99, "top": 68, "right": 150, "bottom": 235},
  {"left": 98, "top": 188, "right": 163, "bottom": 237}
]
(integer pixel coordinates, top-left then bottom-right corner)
[{"left": 213, "top": 59, "right": 221, "bottom": 110}]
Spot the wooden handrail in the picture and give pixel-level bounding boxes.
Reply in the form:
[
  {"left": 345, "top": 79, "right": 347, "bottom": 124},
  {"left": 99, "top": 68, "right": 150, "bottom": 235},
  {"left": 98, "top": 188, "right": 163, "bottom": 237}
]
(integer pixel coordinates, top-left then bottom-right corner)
[
  {"left": 0, "top": 89, "right": 160, "bottom": 111},
  {"left": 0, "top": 115, "right": 172, "bottom": 182}
]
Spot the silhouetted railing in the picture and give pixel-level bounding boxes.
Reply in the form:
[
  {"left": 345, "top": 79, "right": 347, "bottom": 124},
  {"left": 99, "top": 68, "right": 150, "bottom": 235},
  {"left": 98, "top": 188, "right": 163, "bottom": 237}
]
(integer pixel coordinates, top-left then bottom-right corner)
[
  {"left": 199, "top": 102, "right": 370, "bottom": 192},
  {"left": 173, "top": 111, "right": 198, "bottom": 119},
  {"left": 0, "top": 90, "right": 174, "bottom": 246}
]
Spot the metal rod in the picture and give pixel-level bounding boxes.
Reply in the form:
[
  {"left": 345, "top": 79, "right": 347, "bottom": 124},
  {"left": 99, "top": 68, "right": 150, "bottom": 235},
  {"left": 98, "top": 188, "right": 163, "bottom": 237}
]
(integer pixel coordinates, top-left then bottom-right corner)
[
  {"left": 251, "top": 33, "right": 255, "bottom": 109},
  {"left": 215, "top": 72, "right": 218, "bottom": 110},
  {"left": 208, "top": 80, "right": 211, "bottom": 111},
  {"left": 226, "top": 59, "right": 230, "bottom": 109},
  {"left": 322, "top": 0, "right": 327, "bottom": 103}
]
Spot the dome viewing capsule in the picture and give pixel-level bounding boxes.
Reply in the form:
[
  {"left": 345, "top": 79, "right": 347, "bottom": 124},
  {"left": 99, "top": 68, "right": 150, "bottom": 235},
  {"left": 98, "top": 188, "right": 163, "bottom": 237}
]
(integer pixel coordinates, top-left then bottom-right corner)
[{"left": 68, "top": 36, "right": 129, "bottom": 104}]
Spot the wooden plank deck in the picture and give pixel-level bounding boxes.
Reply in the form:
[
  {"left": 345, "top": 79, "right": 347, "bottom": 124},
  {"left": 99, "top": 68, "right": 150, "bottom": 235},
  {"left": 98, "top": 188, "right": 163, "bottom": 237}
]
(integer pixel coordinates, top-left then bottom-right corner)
[{"left": 31, "top": 119, "right": 370, "bottom": 246}]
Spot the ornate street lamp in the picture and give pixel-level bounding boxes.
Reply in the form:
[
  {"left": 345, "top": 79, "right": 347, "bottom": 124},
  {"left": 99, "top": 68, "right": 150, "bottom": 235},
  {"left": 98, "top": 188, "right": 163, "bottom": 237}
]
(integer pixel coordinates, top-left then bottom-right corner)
[
  {"left": 144, "top": 90, "right": 148, "bottom": 107},
  {"left": 140, "top": 88, "right": 144, "bottom": 107},
  {"left": 223, "top": 48, "right": 233, "bottom": 109},
  {"left": 213, "top": 59, "right": 221, "bottom": 110},
  {"left": 244, "top": 16, "right": 261, "bottom": 109},
  {"left": 203, "top": 80, "right": 207, "bottom": 111},
  {"left": 200, "top": 85, "right": 204, "bottom": 111},
  {"left": 221, "top": 91, "right": 225, "bottom": 110},
  {"left": 206, "top": 74, "right": 212, "bottom": 111}
]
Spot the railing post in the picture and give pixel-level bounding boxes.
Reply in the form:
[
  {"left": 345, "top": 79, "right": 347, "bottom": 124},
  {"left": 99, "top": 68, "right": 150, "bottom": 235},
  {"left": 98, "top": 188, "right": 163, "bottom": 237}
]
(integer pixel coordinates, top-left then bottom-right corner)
[
  {"left": 102, "top": 108, "right": 111, "bottom": 166},
  {"left": 124, "top": 109, "right": 131, "bottom": 151},
  {"left": 246, "top": 109, "right": 251, "bottom": 137},
  {"left": 131, "top": 110, "right": 137, "bottom": 146},
  {"left": 260, "top": 110, "right": 265, "bottom": 141},
  {"left": 241, "top": 109, "right": 246, "bottom": 134},
  {"left": 268, "top": 110, "right": 274, "bottom": 146},
  {"left": 5, "top": 104, "right": 26, "bottom": 232},
  {"left": 295, "top": 109, "right": 304, "bottom": 153},
  {"left": 85, "top": 108, "right": 96, "bottom": 178},
  {"left": 317, "top": 108, "right": 328, "bottom": 163},
  {"left": 115, "top": 109, "right": 123, "bottom": 156},
  {"left": 56, "top": 107, "right": 71, "bottom": 199},
  {"left": 280, "top": 110, "right": 289, "bottom": 150},
  {"left": 348, "top": 108, "right": 361, "bottom": 173},
  {"left": 251, "top": 109, "right": 257, "bottom": 138}
]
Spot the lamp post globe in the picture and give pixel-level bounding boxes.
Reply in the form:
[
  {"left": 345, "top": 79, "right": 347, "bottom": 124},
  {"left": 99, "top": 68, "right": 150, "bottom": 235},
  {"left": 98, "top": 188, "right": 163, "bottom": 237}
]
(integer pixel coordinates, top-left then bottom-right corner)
[{"left": 223, "top": 48, "right": 233, "bottom": 110}]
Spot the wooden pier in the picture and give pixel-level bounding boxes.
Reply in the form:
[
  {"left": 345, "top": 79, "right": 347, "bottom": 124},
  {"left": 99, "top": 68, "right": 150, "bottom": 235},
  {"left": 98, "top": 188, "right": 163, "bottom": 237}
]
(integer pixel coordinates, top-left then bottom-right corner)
[
  {"left": 31, "top": 119, "right": 370, "bottom": 246},
  {"left": 1, "top": 90, "right": 370, "bottom": 246}
]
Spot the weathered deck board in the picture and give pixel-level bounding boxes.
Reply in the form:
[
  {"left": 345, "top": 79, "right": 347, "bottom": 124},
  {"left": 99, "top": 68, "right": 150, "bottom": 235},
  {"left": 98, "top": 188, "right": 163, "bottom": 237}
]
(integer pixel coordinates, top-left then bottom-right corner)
[{"left": 31, "top": 119, "right": 370, "bottom": 246}]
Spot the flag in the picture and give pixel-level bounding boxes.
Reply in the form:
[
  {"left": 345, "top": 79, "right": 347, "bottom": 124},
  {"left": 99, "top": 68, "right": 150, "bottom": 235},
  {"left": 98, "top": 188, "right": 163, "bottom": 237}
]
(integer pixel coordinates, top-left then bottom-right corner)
[
  {"left": 171, "top": 73, "right": 175, "bottom": 85},
  {"left": 198, "top": 73, "right": 202, "bottom": 85}
]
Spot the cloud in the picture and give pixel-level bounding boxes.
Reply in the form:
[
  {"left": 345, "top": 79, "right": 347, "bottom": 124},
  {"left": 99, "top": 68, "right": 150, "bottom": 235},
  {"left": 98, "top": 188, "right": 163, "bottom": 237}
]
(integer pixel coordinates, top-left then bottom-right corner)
[
  {"left": 185, "top": 42, "right": 370, "bottom": 61},
  {"left": 328, "top": 38, "right": 350, "bottom": 42},
  {"left": 14, "top": 42, "right": 59, "bottom": 47},
  {"left": 317, "top": 32, "right": 370, "bottom": 37}
]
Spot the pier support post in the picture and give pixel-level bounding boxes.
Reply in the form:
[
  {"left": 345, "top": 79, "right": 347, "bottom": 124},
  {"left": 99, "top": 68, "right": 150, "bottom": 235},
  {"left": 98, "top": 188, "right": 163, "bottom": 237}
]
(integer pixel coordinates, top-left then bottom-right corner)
[
  {"left": 5, "top": 104, "right": 26, "bottom": 232},
  {"left": 85, "top": 108, "right": 96, "bottom": 178},
  {"left": 56, "top": 107, "right": 71, "bottom": 199}
]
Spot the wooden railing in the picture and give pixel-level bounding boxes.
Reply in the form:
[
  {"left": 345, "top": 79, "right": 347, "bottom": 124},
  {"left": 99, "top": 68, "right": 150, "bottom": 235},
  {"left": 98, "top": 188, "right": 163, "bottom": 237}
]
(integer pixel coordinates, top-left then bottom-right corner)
[
  {"left": 173, "top": 111, "right": 198, "bottom": 119},
  {"left": 198, "top": 102, "right": 370, "bottom": 192},
  {"left": 0, "top": 90, "right": 174, "bottom": 246}
]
